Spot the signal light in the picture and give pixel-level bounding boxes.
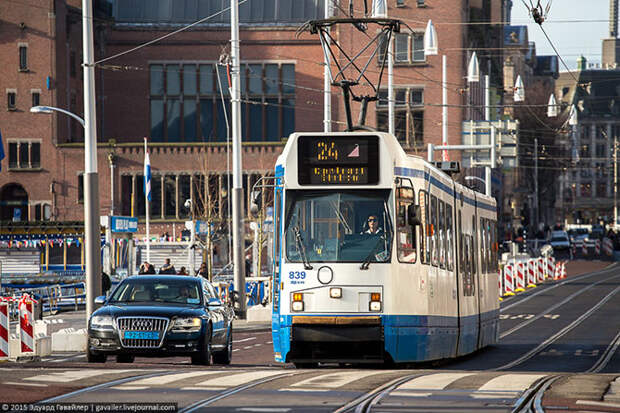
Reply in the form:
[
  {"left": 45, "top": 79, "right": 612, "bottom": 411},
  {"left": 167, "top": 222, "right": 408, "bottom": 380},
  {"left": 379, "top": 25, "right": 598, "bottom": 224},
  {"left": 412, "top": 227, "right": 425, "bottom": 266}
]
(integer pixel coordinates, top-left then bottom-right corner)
[
  {"left": 293, "top": 293, "right": 303, "bottom": 301},
  {"left": 371, "top": 293, "right": 381, "bottom": 301}
]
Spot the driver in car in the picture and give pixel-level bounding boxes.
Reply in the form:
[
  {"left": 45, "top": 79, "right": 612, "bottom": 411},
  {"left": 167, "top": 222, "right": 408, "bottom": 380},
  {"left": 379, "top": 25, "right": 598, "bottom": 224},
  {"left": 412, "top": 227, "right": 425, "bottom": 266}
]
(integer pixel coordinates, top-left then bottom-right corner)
[{"left": 363, "top": 215, "right": 383, "bottom": 235}]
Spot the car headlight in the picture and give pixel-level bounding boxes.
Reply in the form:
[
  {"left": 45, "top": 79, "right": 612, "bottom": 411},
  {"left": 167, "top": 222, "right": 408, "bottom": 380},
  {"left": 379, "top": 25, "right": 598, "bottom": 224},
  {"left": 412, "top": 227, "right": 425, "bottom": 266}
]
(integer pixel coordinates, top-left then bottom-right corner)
[
  {"left": 171, "top": 317, "right": 202, "bottom": 332},
  {"left": 90, "top": 315, "right": 114, "bottom": 330}
]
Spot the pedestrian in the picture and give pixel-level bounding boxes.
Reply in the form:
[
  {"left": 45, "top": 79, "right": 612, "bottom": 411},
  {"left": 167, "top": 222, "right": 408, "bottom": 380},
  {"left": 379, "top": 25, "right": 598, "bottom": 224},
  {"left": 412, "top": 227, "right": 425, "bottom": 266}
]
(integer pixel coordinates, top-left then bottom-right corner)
[
  {"left": 101, "top": 271, "right": 112, "bottom": 294},
  {"left": 177, "top": 266, "right": 188, "bottom": 275},
  {"left": 138, "top": 261, "right": 150, "bottom": 274},
  {"left": 159, "top": 258, "right": 176, "bottom": 274},
  {"left": 196, "top": 262, "right": 208, "bottom": 279}
]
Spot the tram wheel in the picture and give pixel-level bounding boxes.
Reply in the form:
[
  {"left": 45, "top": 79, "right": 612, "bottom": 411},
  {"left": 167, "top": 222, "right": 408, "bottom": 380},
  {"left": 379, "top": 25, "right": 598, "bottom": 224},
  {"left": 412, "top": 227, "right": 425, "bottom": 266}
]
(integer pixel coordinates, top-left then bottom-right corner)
[{"left": 293, "top": 362, "right": 318, "bottom": 369}]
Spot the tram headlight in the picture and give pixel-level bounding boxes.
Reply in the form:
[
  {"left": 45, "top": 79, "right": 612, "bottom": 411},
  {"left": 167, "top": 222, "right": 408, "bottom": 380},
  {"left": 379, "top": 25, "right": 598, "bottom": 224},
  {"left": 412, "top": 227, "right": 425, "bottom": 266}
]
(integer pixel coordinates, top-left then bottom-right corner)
[
  {"left": 369, "top": 292, "right": 381, "bottom": 312},
  {"left": 292, "top": 293, "right": 304, "bottom": 312},
  {"left": 329, "top": 287, "right": 342, "bottom": 299}
]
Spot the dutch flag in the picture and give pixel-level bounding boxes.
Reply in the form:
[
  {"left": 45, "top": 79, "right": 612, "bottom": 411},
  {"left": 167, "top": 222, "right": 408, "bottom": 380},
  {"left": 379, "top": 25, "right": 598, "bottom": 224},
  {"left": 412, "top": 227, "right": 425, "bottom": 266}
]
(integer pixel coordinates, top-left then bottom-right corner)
[{"left": 144, "top": 140, "right": 152, "bottom": 202}]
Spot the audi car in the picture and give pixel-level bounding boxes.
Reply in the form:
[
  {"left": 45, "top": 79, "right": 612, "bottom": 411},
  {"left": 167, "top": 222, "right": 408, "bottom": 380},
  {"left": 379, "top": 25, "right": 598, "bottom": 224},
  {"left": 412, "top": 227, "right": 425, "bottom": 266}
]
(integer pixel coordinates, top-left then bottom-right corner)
[{"left": 87, "top": 275, "right": 233, "bottom": 365}]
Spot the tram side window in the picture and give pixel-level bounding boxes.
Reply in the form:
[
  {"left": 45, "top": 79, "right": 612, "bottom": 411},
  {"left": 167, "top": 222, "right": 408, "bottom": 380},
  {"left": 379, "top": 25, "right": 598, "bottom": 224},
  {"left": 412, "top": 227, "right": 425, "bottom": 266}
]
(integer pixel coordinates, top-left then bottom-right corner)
[
  {"left": 471, "top": 216, "right": 477, "bottom": 275},
  {"left": 486, "top": 219, "right": 492, "bottom": 273},
  {"left": 480, "top": 218, "right": 487, "bottom": 274},
  {"left": 439, "top": 200, "right": 445, "bottom": 269},
  {"left": 430, "top": 195, "right": 438, "bottom": 267},
  {"left": 457, "top": 210, "right": 462, "bottom": 274},
  {"left": 419, "top": 190, "right": 429, "bottom": 264},
  {"left": 491, "top": 220, "right": 498, "bottom": 272},
  {"left": 446, "top": 204, "right": 454, "bottom": 271},
  {"left": 463, "top": 234, "right": 476, "bottom": 295},
  {"left": 397, "top": 187, "right": 416, "bottom": 263}
]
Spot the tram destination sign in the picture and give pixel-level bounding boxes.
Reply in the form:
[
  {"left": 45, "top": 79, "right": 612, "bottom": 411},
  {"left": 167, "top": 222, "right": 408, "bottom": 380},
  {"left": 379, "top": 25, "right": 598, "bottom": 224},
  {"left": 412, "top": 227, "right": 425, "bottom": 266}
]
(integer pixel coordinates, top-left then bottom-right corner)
[{"left": 297, "top": 135, "right": 379, "bottom": 185}]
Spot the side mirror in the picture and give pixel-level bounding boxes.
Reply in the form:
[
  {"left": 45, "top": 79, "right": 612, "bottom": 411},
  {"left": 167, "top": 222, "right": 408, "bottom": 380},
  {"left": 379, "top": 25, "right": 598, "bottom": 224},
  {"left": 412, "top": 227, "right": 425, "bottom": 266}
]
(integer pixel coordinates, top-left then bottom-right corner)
[
  {"left": 207, "top": 297, "right": 223, "bottom": 307},
  {"left": 94, "top": 295, "right": 106, "bottom": 307},
  {"left": 407, "top": 205, "right": 422, "bottom": 226}
]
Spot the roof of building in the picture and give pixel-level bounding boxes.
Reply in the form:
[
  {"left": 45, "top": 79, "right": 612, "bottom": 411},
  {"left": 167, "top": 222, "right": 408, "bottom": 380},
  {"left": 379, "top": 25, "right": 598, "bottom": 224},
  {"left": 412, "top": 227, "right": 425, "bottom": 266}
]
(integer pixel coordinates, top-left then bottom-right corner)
[{"left": 557, "top": 68, "right": 620, "bottom": 119}]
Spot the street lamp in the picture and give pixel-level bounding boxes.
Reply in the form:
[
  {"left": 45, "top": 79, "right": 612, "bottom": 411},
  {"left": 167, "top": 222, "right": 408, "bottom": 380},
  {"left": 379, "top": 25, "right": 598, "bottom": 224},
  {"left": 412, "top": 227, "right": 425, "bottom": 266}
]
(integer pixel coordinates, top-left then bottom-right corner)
[
  {"left": 424, "top": 21, "right": 480, "bottom": 162},
  {"left": 547, "top": 94, "right": 558, "bottom": 118},
  {"left": 30, "top": 106, "right": 85, "bottom": 127}
]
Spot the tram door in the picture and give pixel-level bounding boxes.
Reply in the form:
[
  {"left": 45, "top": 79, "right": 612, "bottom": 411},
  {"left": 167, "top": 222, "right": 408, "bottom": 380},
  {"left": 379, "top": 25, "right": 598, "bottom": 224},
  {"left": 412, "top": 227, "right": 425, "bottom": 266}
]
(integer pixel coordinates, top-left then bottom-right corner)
[{"left": 455, "top": 195, "right": 480, "bottom": 356}]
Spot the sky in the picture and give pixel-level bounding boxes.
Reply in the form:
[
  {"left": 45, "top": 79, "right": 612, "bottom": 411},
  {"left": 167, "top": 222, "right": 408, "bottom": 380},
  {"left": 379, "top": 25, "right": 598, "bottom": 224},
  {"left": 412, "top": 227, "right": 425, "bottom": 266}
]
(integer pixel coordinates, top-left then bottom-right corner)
[{"left": 510, "top": 0, "right": 609, "bottom": 70}]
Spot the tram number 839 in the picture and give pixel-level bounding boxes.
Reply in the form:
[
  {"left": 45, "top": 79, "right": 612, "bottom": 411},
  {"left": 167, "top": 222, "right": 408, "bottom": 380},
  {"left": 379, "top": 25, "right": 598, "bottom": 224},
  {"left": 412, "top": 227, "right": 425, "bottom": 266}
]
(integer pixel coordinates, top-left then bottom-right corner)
[{"left": 289, "top": 271, "right": 307, "bottom": 280}]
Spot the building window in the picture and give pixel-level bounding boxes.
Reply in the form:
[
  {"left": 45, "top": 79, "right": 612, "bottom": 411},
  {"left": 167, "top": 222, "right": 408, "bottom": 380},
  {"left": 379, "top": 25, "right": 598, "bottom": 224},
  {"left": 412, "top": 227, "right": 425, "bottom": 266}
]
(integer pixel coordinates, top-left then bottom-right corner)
[
  {"left": 7, "top": 141, "right": 40, "bottom": 170},
  {"left": 396, "top": 0, "right": 405, "bottom": 6},
  {"left": 34, "top": 203, "right": 51, "bottom": 221},
  {"left": 377, "top": 87, "right": 424, "bottom": 146},
  {"left": 32, "top": 91, "right": 40, "bottom": 107},
  {"left": 7, "top": 91, "right": 16, "bottom": 110},
  {"left": 19, "top": 45, "right": 28, "bottom": 71},
  {"left": 77, "top": 174, "right": 84, "bottom": 203},
  {"left": 70, "top": 51, "right": 77, "bottom": 78},
  {"left": 114, "top": 0, "right": 324, "bottom": 24},
  {"left": 149, "top": 62, "right": 295, "bottom": 142},
  {"left": 388, "top": 33, "right": 425, "bottom": 64}
]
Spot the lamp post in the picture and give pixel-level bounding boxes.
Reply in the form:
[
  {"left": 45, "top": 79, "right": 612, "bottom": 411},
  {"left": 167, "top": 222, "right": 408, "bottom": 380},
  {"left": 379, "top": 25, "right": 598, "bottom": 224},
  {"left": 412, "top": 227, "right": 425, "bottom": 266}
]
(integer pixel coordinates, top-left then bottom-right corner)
[
  {"left": 30, "top": 106, "right": 85, "bottom": 127},
  {"left": 424, "top": 21, "right": 480, "bottom": 162}
]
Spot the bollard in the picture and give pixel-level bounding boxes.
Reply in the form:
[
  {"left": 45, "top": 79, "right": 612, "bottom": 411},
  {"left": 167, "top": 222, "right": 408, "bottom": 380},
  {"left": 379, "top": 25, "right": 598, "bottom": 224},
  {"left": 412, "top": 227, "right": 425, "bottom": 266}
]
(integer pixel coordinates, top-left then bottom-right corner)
[
  {"left": 18, "top": 294, "right": 35, "bottom": 354},
  {"left": 0, "top": 300, "right": 8, "bottom": 360}
]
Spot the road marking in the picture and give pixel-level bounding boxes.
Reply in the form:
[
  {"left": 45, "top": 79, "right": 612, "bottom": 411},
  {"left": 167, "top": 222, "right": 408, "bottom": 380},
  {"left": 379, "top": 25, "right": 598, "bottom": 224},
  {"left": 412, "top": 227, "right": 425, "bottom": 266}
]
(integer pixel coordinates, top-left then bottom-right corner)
[
  {"left": 51, "top": 354, "right": 86, "bottom": 363},
  {"left": 194, "top": 370, "right": 284, "bottom": 389},
  {"left": 3, "top": 381, "right": 48, "bottom": 387},
  {"left": 287, "top": 371, "right": 386, "bottom": 390},
  {"left": 108, "top": 386, "right": 150, "bottom": 390},
  {"left": 576, "top": 400, "right": 620, "bottom": 409},
  {"left": 390, "top": 373, "right": 475, "bottom": 397},
  {"left": 232, "top": 349, "right": 240, "bottom": 352},
  {"left": 24, "top": 369, "right": 135, "bottom": 383},
  {"left": 477, "top": 374, "right": 544, "bottom": 392},
  {"left": 119, "top": 371, "right": 222, "bottom": 388},
  {"left": 233, "top": 337, "right": 256, "bottom": 343}
]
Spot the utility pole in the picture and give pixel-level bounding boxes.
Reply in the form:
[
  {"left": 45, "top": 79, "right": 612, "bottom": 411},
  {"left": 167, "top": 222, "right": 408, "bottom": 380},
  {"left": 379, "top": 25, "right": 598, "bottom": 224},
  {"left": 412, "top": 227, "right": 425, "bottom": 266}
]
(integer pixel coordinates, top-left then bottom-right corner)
[
  {"left": 83, "top": 0, "right": 101, "bottom": 320},
  {"left": 615, "top": 135, "right": 618, "bottom": 227},
  {"left": 534, "top": 137, "right": 539, "bottom": 231},
  {"left": 231, "top": 0, "right": 246, "bottom": 319},
  {"left": 323, "top": 0, "right": 332, "bottom": 133}
]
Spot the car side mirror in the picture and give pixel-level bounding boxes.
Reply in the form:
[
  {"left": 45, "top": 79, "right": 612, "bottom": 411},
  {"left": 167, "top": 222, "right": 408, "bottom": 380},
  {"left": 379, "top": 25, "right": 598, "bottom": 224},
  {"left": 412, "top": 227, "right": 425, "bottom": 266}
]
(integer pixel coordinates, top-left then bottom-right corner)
[
  {"left": 207, "top": 297, "right": 223, "bottom": 308},
  {"left": 407, "top": 205, "right": 422, "bottom": 226},
  {"left": 94, "top": 295, "right": 106, "bottom": 308}
]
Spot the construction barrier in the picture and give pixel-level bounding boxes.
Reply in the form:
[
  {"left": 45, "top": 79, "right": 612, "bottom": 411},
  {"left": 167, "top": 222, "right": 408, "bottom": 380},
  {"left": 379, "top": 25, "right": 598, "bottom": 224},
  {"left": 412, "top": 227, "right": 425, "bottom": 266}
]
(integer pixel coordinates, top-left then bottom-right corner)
[
  {"left": 503, "top": 263, "right": 515, "bottom": 296},
  {"left": 595, "top": 239, "right": 601, "bottom": 255},
  {"left": 547, "top": 256, "right": 555, "bottom": 279},
  {"left": 603, "top": 237, "right": 614, "bottom": 256},
  {"left": 536, "top": 258, "right": 545, "bottom": 284},
  {"left": 582, "top": 241, "right": 588, "bottom": 256},
  {"left": 18, "top": 294, "right": 36, "bottom": 354},
  {"left": 0, "top": 301, "right": 8, "bottom": 360},
  {"left": 526, "top": 259, "right": 536, "bottom": 288},
  {"left": 515, "top": 261, "right": 526, "bottom": 292}
]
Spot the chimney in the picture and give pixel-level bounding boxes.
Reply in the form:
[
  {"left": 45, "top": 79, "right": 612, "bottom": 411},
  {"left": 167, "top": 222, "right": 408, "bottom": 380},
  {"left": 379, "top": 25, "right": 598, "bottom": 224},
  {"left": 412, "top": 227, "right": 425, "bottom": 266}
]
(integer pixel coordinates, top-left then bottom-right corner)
[{"left": 611, "top": 0, "right": 618, "bottom": 37}]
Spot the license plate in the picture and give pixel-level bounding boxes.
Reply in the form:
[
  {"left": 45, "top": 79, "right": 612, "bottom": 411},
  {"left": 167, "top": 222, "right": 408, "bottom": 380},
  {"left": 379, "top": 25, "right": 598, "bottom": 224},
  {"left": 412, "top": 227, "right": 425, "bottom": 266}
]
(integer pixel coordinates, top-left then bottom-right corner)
[{"left": 124, "top": 331, "right": 159, "bottom": 340}]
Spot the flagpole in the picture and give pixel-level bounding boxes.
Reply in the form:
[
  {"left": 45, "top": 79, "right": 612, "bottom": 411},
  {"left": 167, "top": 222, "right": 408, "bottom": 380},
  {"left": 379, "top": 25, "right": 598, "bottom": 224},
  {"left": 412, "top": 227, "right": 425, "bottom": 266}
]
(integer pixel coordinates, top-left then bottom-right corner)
[{"left": 144, "top": 138, "right": 151, "bottom": 263}]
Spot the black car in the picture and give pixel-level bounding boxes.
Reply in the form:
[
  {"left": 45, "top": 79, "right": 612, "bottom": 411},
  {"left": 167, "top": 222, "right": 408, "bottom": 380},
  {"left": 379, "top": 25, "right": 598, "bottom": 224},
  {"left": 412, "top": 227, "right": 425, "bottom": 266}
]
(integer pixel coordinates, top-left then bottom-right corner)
[{"left": 87, "top": 275, "right": 233, "bottom": 365}]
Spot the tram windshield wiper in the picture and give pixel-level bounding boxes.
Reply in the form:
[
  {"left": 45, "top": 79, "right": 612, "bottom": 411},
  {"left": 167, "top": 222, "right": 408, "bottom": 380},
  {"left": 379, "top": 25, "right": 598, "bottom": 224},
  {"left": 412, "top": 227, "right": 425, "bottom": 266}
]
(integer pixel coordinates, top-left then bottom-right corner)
[
  {"left": 294, "top": 226, "right": 313, "bottom": 270},
  {"left": 360, "top": 236, "right": 385, "bottom": 270}
]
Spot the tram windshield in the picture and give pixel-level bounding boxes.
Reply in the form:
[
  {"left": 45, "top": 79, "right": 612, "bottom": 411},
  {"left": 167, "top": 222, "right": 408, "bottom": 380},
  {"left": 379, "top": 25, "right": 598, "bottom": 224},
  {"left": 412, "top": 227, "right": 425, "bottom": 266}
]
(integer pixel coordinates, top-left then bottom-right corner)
[{"left": 284, "top": 190, "right": 393, "bottom": 264}]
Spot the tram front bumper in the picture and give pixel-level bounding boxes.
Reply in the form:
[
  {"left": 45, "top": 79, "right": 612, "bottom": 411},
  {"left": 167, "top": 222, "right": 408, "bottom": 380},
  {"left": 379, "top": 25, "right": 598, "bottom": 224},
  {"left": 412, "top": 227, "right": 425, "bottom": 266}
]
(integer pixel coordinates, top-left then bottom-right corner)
[{"left": 287, "top": 316, "right": 385, "bottom": 363}]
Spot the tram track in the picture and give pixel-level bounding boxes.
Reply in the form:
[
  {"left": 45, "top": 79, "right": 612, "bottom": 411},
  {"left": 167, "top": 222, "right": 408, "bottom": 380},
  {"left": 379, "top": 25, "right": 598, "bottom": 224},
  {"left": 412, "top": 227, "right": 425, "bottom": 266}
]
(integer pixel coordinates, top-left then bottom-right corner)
[{"left": 510, "top": 375, "right": 563, "bottom": 413}]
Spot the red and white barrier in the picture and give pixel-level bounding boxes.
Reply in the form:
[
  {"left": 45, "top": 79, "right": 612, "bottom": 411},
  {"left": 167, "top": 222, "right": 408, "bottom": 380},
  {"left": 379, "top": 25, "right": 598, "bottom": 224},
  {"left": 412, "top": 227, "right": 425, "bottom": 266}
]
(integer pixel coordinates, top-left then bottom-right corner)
[
  {"left": 603, "top": 238, "right": 613, "bottom": 256},
  {"left": 582, "top": 241, "right": 588, "bottom": 256},
  {"left": 536, "top": 258, "right": 545, "bottom": 283},
  {"left": 0, "top": 301, "right": 8, "bottom": 360},
  {"left": 515, "top": 261, "right": 526, "bottom": 292},
  {"left": 18, "top": 294, "right": 35, "bottom": 354},
  {"left": 503, "top": 263, "right": 515, "bottom": 296},
  {"left": 527, "top": 259, "right": 537, "bottom": 288},
  {"left": 546, "top": 256, "right": 555, "bottom": 279},
  {"left": 595, "top": 239, "right": 601, "bottom": 255}
]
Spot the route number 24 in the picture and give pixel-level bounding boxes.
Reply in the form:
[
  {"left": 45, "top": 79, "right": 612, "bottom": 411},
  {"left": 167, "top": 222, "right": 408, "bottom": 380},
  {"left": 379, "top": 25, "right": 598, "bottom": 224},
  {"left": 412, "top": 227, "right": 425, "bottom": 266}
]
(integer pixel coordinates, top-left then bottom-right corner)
[{"left": 289, "top": 271, "right": 306, "bottom": 280}]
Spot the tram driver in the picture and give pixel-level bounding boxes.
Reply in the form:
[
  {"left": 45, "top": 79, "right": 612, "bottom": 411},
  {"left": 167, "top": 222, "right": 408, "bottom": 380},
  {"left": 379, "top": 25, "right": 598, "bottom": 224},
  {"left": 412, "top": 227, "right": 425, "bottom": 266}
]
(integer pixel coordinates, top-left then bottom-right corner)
[{"left": 362, "top": 214, "right": 384, "bottom": 235}]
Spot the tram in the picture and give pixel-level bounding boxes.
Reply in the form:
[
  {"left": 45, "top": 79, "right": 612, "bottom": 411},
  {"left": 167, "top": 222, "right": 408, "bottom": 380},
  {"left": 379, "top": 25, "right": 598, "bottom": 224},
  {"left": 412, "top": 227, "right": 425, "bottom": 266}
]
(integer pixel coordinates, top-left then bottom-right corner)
[{"left": 270, "top": 132, "right": 499, "bottom": 366}]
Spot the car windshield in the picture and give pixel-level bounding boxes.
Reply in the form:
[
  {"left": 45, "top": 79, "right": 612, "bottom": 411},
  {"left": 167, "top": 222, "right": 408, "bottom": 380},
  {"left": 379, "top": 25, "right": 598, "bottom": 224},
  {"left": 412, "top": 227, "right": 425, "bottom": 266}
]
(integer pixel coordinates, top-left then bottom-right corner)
[
  {"left": 109, "top": 278, "right": 202, "bottom": 305},
  {"left": 551, "top": 237, "right": 567, "bottom": 242},
  {"left": 285, "top": 190, "right": 393, "bottom": 263}
]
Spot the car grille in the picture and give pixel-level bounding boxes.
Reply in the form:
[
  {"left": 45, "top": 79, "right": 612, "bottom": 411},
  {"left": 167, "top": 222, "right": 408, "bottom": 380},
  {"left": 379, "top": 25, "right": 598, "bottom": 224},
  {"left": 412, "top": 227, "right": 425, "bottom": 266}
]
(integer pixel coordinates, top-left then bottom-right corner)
[{"left": 117, "top": 316, "right": 169, "bottom": 349}]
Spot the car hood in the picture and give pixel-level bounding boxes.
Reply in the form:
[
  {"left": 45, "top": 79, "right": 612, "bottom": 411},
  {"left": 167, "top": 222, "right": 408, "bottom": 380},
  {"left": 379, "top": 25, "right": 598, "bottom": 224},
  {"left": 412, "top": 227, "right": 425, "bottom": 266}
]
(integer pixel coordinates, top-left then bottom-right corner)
[{"left": 93, "top": 303, "right": 205, "bottom": 319}]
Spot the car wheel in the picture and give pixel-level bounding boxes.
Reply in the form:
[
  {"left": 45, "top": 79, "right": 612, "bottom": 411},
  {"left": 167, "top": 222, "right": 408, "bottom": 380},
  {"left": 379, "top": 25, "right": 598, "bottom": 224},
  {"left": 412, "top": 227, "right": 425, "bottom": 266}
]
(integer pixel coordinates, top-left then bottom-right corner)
[
  {"left": 86, "top": 348, "right": 107, "bottom": 363},
  {"left": 191, "top": 327, "right": 212, "bottom": 366},
  {"left": 116, "top": 354, "right": 135, "bottom": 363},
  {"left": 213, "top": 327, "right": 232, "bottom": 365}
]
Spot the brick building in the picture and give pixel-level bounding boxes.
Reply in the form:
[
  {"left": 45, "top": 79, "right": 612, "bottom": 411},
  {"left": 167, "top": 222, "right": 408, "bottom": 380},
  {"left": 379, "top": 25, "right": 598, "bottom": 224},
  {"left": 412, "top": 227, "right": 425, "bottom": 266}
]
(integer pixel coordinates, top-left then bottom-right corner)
[{"left": 0, "top": 0, "right": 506, "bottom": 246}]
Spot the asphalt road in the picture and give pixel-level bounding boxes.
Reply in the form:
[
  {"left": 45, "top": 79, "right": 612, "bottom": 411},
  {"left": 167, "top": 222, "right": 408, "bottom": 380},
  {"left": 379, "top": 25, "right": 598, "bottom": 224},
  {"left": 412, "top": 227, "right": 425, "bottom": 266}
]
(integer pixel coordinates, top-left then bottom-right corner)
[{"left": 0, "top": 261, "right": 618, "bottom": 412}]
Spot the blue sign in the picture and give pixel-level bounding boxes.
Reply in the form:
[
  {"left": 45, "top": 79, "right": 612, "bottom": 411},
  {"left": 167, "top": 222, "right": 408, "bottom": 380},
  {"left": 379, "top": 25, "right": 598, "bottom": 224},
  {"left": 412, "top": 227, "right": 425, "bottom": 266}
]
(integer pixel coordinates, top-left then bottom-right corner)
[
  {"left": 195, "top": 220, "right": 209, "bottom": 235},
  {"left": 110, "top": 216, "right": 138, "bottom": 233},
  {"left": 12, "top": 208, "right": 21, "bottom": 222}
]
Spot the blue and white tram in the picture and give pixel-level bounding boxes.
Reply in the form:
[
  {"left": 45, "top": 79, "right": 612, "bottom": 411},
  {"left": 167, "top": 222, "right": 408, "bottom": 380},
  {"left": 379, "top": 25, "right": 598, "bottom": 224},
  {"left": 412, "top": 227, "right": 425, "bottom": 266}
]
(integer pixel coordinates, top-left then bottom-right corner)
[{"left": 271, "top": 132, "right": 499, "bottom": 366}]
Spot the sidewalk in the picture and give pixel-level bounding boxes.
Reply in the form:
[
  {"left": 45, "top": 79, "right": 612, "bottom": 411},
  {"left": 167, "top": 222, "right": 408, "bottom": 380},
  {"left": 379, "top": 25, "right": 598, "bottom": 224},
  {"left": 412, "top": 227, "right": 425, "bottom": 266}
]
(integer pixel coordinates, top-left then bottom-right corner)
[
  {"left": 233, "top": 318, "right": 271, "bottom": 332},
  {"left": 564, "top": 259, "right": 615, "bottom": 277}
]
